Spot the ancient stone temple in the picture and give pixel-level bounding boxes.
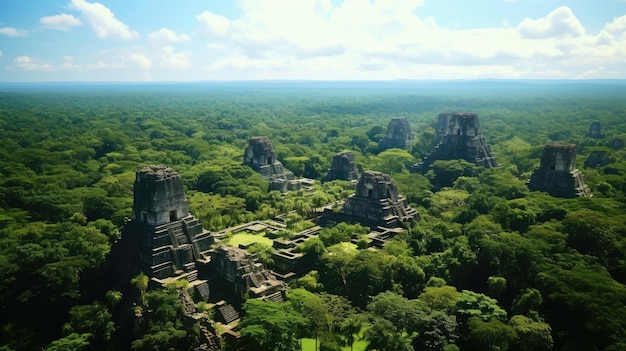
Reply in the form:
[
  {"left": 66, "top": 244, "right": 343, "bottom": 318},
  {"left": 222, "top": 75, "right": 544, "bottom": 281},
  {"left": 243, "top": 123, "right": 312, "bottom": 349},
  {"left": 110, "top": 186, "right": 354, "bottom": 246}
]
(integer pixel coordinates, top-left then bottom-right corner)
[
  {"left": 378, "top": 118, "right": 414, "bottom": 151},
  {"left": 322, "top": 151, "right": 360, "bottom": 182},
  {"left": 587, "top": 121, "right": 605, "bottom": 139},
  {"left": 111, "top": 165, "right": 214, "bottom": 291},
  {"left": 322, "top": 171, "right": 419, "bottom": 228},
  {"left": 528, "top": 143, "right": 591, "bottom": 197},
  {"left": 210, "top": 245, "right": 286, "bottom": 300},
  {"left": 584, "top": 150, "right": 611, "bottom": 168},
  {"left": 411, "top": 112, "right": 500, "bottom": 173},
  {"left": 243, "top": 136, "right": 301, "bottom": 192}
]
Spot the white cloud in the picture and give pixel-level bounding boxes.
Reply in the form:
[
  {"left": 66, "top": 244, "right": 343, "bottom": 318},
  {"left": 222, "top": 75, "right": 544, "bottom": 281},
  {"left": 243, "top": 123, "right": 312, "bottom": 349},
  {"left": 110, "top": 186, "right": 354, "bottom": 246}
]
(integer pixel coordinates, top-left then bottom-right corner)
[
  {"left": 40, "top": 13, "right": 82, "bottom": 31},
  {"left": 148, "top": 28, "right": 190, "bottom": 44},
  {"left": 11, "top": 56, "right": 54, "bottom": 71},
  {"left": 517, "top": 6, "right": 585, "bottom": 39},
  {"left": 129, "top": 53, "right": 152, "bottom": 69},
  {"left": 196, "top": 11, "right": 231, "bottom": 38},
  {"left": 159, "top": 46, "right": 191, "bottom": 69},
  {"left": 69, "top": 0, "right": 139, "bottom": 40},
  {"left": 0, "top": 27, "right": 28, "bottom": 37},
  {"left": 0, "top": 51, "right": 3, "bottom": 58},
  {"left": 193, "top": 1, "right": 626, "bottom": 79}
]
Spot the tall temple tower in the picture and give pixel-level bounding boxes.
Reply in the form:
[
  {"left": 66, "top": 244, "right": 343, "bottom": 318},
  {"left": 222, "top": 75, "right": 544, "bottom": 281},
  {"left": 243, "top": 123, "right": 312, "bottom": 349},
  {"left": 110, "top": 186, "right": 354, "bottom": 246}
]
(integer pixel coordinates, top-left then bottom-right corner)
[
  {"left": 322, "top": 151, "right": 360, "bottom": 183},
  {"left": 587, "top": 121, "right": 605, "bottom": 139},
  {"left": 411, "top": 112, "right": 499, "bottom": 173},
  {"left": 243, "top": 136, "right": 294, "bottom": 181},
  {"left": 113, "top": 165, "right": 214, "bottom": 289},
  {"left": 528, "top": 143, "right": 591, "bottom": 197},
  {"left": 378, "top": 118, "right": 414, "bottom": 151}
]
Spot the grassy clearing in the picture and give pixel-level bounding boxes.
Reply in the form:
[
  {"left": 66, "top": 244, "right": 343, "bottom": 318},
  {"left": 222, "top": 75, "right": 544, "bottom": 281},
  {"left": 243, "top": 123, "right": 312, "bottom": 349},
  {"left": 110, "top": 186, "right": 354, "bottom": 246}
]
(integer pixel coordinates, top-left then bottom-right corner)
[
  {"left": 327, "top": 242, "right": 358, "bottom": 253},
  {"left": 224, "top": 232, "right": 273, "bottom": 248},
  {"left": 300, "top": 338, "right": 369, "bottom": 351}
]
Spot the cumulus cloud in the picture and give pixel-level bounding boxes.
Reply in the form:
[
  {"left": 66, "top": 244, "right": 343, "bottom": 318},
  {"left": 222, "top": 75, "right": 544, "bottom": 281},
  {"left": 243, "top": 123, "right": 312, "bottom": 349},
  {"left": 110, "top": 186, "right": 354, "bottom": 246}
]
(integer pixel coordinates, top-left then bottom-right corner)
[
  {"left": 148, "top": 28, "right": 190, "bottom": 44},
  {"left": 70, "top": 0, "right": 138, "bottom": 40},
  {"left": 0, "top": 27, "right": 28, "bottom": 37},
  {"left": 193, "top": 1, "right": 626, "bottom": 79},
  {"left": 129, "top": 53, "right": 152, "bottom": 69},
  {"left": 517, "top": 6, "right": 585, "bottom": 39},
  {"left": 11, "top": 56, "right": 54, "bottom": 71},
  {"left": 196, "top": 11, "right": 231, "bottom": 37},
  {"left": 40, "top": 13, "right": 83, "bottom": 31},
  {"left": 159, "top": 46, "right": 191, "bottom": 69}
]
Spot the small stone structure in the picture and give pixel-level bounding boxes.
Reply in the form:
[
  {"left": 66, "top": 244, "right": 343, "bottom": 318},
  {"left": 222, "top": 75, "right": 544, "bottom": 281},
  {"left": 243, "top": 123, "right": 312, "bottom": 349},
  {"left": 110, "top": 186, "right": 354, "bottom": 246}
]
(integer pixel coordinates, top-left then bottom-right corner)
[
  {"left": 411, "top": 112, "right": 500, "bottom": 173},
  {"left": 378, "top": 118, "right": 414, "bottom": 151},
  {"left": 321, "top": 171, "right": 419, "bottom": 228},
  {"left": 110, "top": 165, "right": 214, "bottom": 295},
  {"left": 322, "top": 151, "right": 360, "bottom": 183},
  {"left": 587, "top": 121, "right": 605, "bottom": 139},
  {"left": 243, "top": 136, "right": 307, "bottom": 192},
  {"left": 584, "top": 150, "right": 611, "bottom": 168},
  {"left": 210, "top": 245, "right": 286, "bottom": 300},
  {"left": 528, "top": 143, "right": 591, "bottom": 197}
]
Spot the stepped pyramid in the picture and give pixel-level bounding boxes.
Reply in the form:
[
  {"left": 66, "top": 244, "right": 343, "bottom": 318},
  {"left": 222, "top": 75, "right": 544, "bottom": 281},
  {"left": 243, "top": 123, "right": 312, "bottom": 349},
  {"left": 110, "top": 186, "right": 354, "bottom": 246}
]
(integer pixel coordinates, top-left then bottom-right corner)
[
  {"left": 111, "top": 165, "right": 214, "bottom": 286},
  {"left": 412, "top": 112, "right": 499, "bottom": 173},
  {"left": 322, "top": 171, "right": 419, "bottom": 228}
]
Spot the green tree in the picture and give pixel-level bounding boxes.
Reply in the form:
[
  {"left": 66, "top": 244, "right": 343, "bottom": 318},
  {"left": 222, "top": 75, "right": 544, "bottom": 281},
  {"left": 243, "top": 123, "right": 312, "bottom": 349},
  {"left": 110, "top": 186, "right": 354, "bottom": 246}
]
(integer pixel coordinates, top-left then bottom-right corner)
[{"left": 239, "top": 300, "right": 307, "bottom": 351}]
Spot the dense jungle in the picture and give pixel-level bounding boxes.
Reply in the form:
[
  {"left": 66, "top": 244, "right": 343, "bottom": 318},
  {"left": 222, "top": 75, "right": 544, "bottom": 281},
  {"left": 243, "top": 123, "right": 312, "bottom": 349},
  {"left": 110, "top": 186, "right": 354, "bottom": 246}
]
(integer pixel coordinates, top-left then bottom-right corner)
[{"left": 1, "top": 81, "right": 625, "bottom": 351}]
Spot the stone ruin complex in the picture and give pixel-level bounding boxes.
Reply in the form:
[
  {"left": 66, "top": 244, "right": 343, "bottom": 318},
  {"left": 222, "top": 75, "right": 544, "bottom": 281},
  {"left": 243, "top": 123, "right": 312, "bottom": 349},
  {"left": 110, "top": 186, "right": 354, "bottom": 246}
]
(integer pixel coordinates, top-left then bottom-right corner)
[
  {"left": 243, "top": 136, "right": 311, "bottom": 192},
  {"left": 587, "top": 121, "right": 605, "bottom": 139},
  {"left": 322, "top": 151, "right": 360, "bottom": 183},
  {"left": 411, "top": 112, "right": 500, "bottom": 173},
  {"left": 321, "top": 170, "right": 419, "bottom": 228},
  {"left": 528, "top": 143, "right": 591, "bottom": 198},
  {"left": 210, "top": 245, "right": 286, "bottom": 301},
  {"left": 111, "top": 164, "right": 287, "bottom": 304},
  {"left": 378, "top": 118, "right": 414, "bottom": 151}
]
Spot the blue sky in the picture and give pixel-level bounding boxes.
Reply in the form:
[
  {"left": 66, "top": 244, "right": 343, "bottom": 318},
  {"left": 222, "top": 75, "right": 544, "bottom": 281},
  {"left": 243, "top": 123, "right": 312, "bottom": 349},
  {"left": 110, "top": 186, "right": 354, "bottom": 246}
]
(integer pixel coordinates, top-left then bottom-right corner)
[{"left": 1, "top": 0, "right": 625, "bottom": 81}]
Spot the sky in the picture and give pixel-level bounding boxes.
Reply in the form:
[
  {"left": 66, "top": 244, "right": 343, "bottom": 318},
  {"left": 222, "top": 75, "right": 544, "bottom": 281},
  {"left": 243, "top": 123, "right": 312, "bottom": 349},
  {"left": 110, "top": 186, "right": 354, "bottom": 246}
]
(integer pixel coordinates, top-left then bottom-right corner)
[{"left": 0, "top": 0, "right": 625, "bottom": 82}]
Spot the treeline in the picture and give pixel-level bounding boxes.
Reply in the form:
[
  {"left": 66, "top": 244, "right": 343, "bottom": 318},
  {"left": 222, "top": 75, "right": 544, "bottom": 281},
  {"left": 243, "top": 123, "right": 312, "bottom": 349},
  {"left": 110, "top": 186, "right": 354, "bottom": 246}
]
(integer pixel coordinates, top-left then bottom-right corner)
[{"left": 0, "top": 84, "right": 625, "bottom": 350}]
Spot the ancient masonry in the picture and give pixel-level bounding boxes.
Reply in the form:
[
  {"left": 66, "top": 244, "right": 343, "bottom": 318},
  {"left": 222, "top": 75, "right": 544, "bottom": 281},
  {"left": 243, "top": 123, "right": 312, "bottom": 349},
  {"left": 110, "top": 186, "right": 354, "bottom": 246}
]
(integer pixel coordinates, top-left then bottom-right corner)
[
  {"left": 584, "top": 150, "right": 611, "bottom": 168},
  {"left": 112, "top": 164, "right": 285, "bottom": 301},
  {"left": 587, "top": 121, "right": 605, "bottom": 139},
  {"left": 378, "top": 118, "right": 414, "bottom": 151},
  {"left": 528, "top": 143, "right": 591, "bottom": 198},
  {"left": 322, "top": 170, "right": 419, "bottom": 228},
  {"left": 243, "top": 136, "right": 308, "bottom": 192},
  {"left": 322, "top": 151, "right": 360, "bottom": 183},
  {"left": 411, "top": 112, "right": 500, "bottom": 173}
]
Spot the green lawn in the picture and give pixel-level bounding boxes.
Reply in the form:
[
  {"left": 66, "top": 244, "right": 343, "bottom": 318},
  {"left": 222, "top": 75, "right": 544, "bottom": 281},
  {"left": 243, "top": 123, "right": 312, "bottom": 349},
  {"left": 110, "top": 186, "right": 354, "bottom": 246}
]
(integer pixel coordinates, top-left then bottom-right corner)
[
  {"left": 300, "top": 338, "right": 369, "bottom": 351},
  {"left": 224, "top": 231, "right": 273, "bottom": 248},
  {"left": 327, "top": 242, "right": 358, "bottom": 253}
]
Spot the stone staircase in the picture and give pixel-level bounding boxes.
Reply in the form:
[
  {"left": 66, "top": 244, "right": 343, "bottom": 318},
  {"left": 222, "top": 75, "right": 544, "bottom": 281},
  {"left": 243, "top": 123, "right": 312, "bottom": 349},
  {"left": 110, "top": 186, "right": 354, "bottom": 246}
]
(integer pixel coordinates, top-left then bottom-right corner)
[
  {"left": 218, "top": 304, "right": 240, "bottom": 324},
  {"left": 195, "top": 282, "right": 210, "bottom": 301}
]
